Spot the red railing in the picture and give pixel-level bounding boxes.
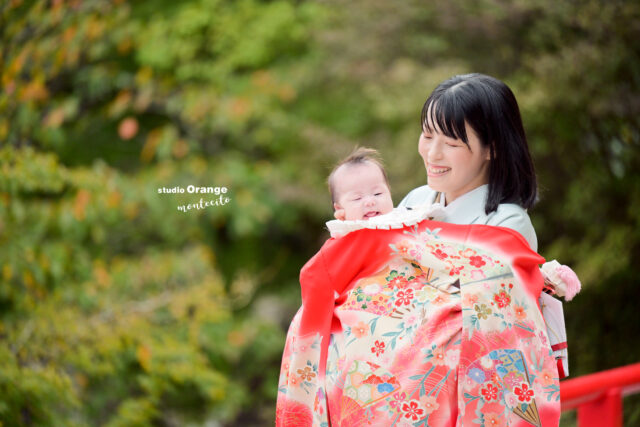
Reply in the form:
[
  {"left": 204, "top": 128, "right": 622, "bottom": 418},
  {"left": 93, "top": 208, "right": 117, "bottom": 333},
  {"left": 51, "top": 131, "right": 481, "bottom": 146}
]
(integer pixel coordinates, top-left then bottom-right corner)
[{"left": 560, "top": 362, "right": 640, "bottom": 427}]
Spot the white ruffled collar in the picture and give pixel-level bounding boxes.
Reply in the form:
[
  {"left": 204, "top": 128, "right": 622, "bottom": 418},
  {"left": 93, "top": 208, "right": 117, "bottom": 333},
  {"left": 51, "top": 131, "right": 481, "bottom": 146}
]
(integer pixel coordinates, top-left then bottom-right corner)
[{"left": 325, "top": 204, "right": 446, "bottom": 238}]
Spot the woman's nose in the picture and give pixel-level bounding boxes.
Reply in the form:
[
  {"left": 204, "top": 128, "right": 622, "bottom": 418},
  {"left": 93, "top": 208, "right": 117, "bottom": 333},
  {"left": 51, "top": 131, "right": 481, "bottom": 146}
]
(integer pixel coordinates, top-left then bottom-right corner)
[{"left": 427, "top": 140, "right": 443, "bottom": 161}]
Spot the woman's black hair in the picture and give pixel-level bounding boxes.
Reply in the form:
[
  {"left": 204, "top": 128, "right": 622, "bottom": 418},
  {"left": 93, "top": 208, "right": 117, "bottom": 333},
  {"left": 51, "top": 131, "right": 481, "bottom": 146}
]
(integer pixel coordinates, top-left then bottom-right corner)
[{"left": 421, "top": 73, "right": 537, "bottom": 214}]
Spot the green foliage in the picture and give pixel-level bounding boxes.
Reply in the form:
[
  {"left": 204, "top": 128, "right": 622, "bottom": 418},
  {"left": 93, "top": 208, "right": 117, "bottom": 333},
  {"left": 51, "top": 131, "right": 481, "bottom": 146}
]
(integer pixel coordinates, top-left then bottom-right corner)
[
  {"left": 1, "top": 0, "right": 318, "bottom": 424},
  {"left": 0, "top": 146, "right": 241, "bottom": 424},
  {"left": 1, "top": 0, "right": 639, "bottom": 425}
]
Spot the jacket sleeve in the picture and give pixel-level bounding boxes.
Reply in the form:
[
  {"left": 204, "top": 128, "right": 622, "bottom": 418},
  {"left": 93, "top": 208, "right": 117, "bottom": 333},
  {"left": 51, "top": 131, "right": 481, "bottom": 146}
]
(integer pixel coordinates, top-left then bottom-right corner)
[{"left": 491, "top": 206, "right": 538, "bottom": 252}]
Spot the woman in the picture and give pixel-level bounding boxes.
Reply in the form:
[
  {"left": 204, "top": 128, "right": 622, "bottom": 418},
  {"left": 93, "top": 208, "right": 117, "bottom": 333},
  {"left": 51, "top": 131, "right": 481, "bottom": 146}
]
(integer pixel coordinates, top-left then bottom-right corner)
[{"left": 277, "top": 74, "right": 560, "bottom": 426}]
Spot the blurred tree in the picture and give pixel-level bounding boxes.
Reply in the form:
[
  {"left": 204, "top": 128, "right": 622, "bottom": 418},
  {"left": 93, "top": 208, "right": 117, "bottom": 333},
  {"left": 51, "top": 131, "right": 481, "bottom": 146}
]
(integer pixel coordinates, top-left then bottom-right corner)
[{"left": 1, "top": 0, "right": 331, "bottom": 424}]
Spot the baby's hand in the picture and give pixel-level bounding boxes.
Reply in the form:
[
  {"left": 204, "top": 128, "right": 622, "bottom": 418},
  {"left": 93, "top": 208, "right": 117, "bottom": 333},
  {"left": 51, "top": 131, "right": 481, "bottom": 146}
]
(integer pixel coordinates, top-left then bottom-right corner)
[{"left": 333, "top": 209, "right": 346, "bottom": 221}]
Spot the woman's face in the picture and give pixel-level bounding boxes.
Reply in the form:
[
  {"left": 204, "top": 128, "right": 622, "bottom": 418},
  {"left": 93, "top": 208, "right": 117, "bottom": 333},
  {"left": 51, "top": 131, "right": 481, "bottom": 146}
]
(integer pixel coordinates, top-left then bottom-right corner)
[{"left": 418, "top": 120, "right": 490, "bottom": 205}]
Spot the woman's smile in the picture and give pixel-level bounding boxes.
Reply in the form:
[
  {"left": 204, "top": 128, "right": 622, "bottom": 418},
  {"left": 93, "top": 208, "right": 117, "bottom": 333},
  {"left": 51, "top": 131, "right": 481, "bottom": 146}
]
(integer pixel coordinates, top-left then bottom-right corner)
[{"left": 427, "top": 165, "right": 451, "bottom": 176}]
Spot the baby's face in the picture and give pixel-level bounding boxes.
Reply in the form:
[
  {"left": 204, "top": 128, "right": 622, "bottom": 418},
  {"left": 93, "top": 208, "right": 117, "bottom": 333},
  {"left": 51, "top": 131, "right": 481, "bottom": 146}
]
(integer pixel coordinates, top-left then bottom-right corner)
[{"left": 333, "top": 162, "right": 394, "bottom": 221}]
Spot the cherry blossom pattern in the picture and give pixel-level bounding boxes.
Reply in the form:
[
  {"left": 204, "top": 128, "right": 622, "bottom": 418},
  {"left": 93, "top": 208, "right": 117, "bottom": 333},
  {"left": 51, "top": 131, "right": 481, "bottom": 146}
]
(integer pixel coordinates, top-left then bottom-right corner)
[
  {"left": 539, "top": 369, "right": 555, "bottom": 387},
  {"left": 462, "top": 293, "right": 479, "bottom": 307},
  {"left": 297, "top": 366, "right": 316, "bottom": 381},
  {"left": 514, "top": 382, "right": 534, "bottom": 402},
  {"left": 469, "top": 255, "right": 486, "bottom": 268},
  {"left": 396, "top": 240, "right": 411, "bottom": 256},
  {"left": 289, "top": 374, "right": 301, "bottom": 387},
  {"left": 468, "top": 368, "right": 486, "bottom": 384},
  {"left": 448, "top": 264, "right": 464, "bottom": 276},
  {"left": 444, "top": 348, "right": 460, "bottom": 369},
  {"left": 432, "top": 293, "right": 450, "bottom": 305},
  {"left": 401, "top": 400, "right": 425, "bottom": 421},
  {"left": 389, "top": 275, "right": 410, "bottom": 289},
  {"left": 432, "top": 248, "right": 448, "bottom": 260},
  {"left": 389, "top": 391, "right": 407, "bottom": 409},
  {"left": 493, "top": 289, "right": 511, "bottom": 308},
  {"left": 513, "top": 305, "right": 527, "bottom": 321},
  {"left": 483, "top": 412, "right": 504, "bottom": 427},
  {"left": 371, "top": 340, "right": 386, "bottom": 357},
  {"left": 474, "top": 303, "right": 492, "bottom": 319},
  {"left": 395, "top": 288, "right": 414, "bottom": 306},
  {"left": 480, "top": 383, "right": 500, "bottom": 401},
  {"left": 420, "top": 395, "right": 440, "bottom": 414},
  {"left": 351, "top": 321, "right": 369, "bottom": 338}
]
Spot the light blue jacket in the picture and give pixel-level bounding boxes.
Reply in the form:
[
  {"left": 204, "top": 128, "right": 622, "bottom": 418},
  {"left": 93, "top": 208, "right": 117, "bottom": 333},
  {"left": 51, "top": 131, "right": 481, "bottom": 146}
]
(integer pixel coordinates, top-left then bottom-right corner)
[{"left": 398, "top": 184, "right": 538, "bottom": 251}]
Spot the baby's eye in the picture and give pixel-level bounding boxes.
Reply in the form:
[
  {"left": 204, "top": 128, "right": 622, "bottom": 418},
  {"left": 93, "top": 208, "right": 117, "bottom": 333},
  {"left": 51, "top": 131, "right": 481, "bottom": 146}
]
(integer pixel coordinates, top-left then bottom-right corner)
[
  {"left": 374, "top": 193, "right": 383, "bottom": 196},
  {"left": 352, "top": 197, "right": 362, "bottom": 201}
]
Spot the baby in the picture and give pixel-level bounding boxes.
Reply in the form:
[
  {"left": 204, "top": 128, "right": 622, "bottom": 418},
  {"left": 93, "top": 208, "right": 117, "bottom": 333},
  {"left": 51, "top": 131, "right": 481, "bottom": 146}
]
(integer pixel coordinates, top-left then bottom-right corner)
[
  {"left": 327, "top": 147, "right": 394, "bottom": 221},
  {"left": 326, "top": 147, "right": 445, "bottom": 239}
]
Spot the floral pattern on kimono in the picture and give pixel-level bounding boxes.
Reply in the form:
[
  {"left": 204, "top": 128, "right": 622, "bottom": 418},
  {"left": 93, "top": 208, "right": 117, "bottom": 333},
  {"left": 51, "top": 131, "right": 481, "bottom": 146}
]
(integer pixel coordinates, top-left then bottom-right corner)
[{"left": 277, "top": 220, "right": 561, "bottom": 426}]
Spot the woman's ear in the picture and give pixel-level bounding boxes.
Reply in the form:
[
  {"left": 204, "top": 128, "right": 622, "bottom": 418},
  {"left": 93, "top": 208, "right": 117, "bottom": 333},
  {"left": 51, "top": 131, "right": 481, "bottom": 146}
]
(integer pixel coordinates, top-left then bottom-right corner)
[{"left": 485, "top": 143, "right": 493, "bottom": 161}]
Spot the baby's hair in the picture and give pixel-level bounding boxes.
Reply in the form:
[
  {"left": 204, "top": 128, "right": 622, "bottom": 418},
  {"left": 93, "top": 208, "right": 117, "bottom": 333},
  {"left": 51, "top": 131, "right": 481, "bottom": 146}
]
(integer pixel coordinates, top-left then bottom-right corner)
[{"left": 328, "top": 147, "right": 390, "bottom": 203}]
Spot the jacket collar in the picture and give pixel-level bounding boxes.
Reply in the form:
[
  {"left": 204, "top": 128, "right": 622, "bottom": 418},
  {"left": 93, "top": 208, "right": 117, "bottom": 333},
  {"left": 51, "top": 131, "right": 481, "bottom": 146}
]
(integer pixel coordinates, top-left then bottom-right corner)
[{"left": 442, "top": 185, "right": 489, "bottom": 225}]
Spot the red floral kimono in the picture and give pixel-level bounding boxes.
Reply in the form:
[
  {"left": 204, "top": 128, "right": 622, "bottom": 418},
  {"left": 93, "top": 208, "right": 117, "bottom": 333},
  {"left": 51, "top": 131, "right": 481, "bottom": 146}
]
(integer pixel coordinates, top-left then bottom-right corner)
[{"left": 276, "top": 219, "right": 561, "bottom": 426}]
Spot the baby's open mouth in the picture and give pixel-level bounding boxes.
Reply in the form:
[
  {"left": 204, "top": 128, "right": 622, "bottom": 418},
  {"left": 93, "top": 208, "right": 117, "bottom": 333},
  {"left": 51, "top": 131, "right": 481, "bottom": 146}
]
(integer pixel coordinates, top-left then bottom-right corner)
[{"left": 363, "top": 211, "right": 380, "bottom": 219}]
